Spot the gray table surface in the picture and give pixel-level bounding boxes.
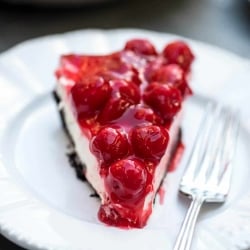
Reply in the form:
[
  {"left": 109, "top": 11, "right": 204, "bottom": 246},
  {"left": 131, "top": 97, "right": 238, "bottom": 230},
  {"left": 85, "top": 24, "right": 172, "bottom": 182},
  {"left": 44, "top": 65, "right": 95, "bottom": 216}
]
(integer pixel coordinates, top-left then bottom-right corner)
[{"left": 0, "top": 0, "right": 249, "bottom": 249}]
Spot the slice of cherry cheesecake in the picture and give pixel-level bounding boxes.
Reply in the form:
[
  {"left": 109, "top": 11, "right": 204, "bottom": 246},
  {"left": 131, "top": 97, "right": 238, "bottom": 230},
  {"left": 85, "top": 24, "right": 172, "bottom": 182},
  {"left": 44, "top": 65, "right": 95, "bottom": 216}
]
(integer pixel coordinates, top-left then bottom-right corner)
[{"left": 54, "top": 39, "right": 194, "bottom": 228}]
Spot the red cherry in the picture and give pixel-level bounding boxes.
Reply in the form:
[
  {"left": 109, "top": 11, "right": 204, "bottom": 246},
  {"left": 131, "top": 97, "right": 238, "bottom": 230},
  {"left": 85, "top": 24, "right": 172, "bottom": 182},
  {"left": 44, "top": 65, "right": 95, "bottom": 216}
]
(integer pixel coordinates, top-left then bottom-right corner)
[
  {"left": 131, "top": 125, "right": 169, "bottom": 160},
  {"left": 153, "top": 64, "right": 188, "bottom": 95},
  {"left": 143, "top": 82, "right": 182, "bottom": 120},
  {"left": 111, "top": 60, "right": 131, "bottom": 75},
  {"left": 124, "top": 39, "right": 157, "bottom": 56},
  {"left": 98, "top": 98, "right": 129, "bottom": 123},
  {"left": 98, "top": 80, "right": 141, "bottom": 123},
  {"left": 163, "top": 41, "right": 194, "bottom": 72},
  {"left": 111, "top": 79, "right": 141, "bottom": 104},
  {"left": 133, "top": 106, "right": 164, "bottom": 125},
  {"left": 91, "top": 127, "right": 129, "bottom": 164},
  {"left": 130, "top": 68, "right": 142, "bottom": 86},
  {"left": 107, "top": 159, "right": 147, "bottom": 201},
  {"left": 70, "top": 76, "right": 111, "bottom": 119},
  {"left": 144, "top": 57, "right": 165, "bottom": 82}
]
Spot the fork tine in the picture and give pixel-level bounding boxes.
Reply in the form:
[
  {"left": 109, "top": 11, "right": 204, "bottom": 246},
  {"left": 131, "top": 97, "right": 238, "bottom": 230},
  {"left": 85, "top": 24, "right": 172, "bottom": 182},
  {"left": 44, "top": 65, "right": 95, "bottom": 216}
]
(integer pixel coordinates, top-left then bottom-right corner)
[
  {"left": 182, "top": 102, "right": 216, "bottom": 182},
  {"left": 205, "top": 108, "right": 233, "bottom": 187},
  {"left": 218, "top": 112, "right": 240, "bottom": 194},
  {"left": 193, "top": 104, "right": 224, "bottom": 185}
]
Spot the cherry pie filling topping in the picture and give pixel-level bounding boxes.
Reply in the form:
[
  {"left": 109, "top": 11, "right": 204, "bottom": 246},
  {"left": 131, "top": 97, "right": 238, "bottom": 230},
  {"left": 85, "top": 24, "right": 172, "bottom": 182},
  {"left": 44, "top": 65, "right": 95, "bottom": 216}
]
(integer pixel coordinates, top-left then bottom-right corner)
[{"left": 56, "top": 39, "right": 194, "bottom": 228}]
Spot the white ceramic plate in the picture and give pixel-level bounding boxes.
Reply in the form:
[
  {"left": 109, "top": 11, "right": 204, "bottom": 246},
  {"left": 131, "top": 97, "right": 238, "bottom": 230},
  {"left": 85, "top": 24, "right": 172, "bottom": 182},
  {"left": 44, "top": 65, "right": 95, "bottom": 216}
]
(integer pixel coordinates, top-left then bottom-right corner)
[{"left": 0, "top": 29, "right": 250, "bottom": 250}]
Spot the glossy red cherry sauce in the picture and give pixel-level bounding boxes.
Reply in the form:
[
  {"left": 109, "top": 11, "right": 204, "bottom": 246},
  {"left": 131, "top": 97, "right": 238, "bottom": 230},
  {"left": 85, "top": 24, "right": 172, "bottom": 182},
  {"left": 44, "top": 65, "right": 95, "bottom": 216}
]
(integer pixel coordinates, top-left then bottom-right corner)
[{"left": 56, "top": 39, "right": 194, "bottom": 228}]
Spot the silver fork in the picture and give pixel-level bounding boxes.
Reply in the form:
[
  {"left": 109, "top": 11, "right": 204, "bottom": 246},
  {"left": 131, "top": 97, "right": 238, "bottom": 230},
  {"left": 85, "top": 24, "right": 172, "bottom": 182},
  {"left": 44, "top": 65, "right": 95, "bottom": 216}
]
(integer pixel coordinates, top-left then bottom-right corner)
[{"left": 173, "top": 102, "right": 240, "bottom": 250}]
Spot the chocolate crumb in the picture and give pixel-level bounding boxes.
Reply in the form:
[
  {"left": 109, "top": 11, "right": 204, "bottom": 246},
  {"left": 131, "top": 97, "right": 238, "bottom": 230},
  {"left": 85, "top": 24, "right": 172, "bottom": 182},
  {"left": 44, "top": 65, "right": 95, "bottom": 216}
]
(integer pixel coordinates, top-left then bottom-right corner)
[
  {"left": 66, "top": 151, "right": 87, "bottom": 181},
  {"left": 90, "top": 192, "right": 99, "bottom": 198}
]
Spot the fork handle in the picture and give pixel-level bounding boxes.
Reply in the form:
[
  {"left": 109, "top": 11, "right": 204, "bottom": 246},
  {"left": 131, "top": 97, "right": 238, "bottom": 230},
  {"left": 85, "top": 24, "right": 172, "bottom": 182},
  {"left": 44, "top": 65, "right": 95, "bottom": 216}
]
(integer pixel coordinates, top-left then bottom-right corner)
[{"left": 173, "top": 196, "right": 204, "bottom": 250}]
